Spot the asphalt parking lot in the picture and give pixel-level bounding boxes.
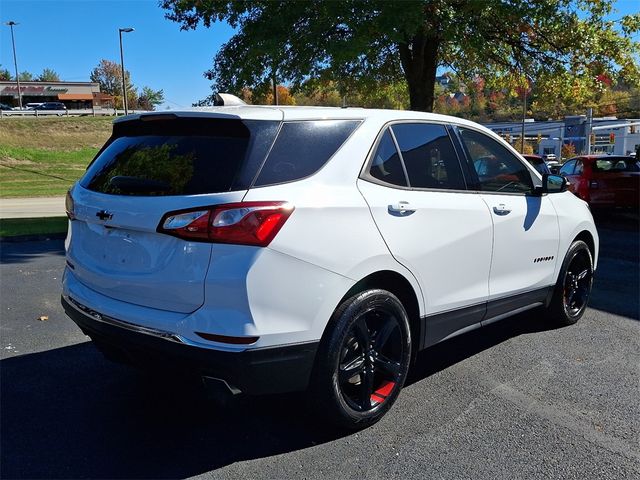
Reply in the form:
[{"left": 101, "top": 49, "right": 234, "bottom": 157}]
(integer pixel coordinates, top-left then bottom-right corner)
[{"left": 1, "top": 213, "right": 638, "bottom": 480}]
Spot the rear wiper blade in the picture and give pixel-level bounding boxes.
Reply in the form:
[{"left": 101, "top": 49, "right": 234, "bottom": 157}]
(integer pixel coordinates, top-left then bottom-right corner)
[{"left": 109, "top": 176, "right": 171, "bottom": 193}]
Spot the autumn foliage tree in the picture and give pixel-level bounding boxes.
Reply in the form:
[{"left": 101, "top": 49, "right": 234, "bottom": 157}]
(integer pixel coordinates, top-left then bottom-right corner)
[
  {"left": 89, "top": 59, "right": 164, "bottom": 110},
  {"left": 162, "top": 0, "right": 640, "bottom": 112},
  {"left": 561, "top": 143, "right": 577, "bottom": 159},
  {"left": 90, "top": 59, "right": 137, "bottom": 109}
]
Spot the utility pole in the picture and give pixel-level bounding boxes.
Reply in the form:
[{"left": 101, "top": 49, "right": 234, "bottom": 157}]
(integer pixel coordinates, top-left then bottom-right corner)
[
  {"left": 5, "top": 21, "right": 22, "bottom": 110},
  {"left": 585, "top": 107, "right": 593, "bottom": 155},
  {"left": 272, "top": 64, "right": 278, "bottom": 106},
  {"left": 559, "top": 129, "right": 564, "bottom": 162},
  {"left": 521, "top": 85, "right": 527, "bottom": 153}
]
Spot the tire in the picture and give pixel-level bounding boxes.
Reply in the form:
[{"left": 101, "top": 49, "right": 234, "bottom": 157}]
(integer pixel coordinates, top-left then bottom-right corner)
[
  {"left": 310, "top": 289, "right": 412, "bottom": 430},
  {"left": 546, "top": 240, "right": 594, "bottom": 326}
]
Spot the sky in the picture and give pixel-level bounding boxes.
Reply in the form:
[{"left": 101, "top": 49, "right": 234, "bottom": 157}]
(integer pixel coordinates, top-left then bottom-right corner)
[
  {"left": 1, "top": 0, "right": 639, "bottom": 110},
  {"left": 0, "top": 0, "right": 235, "bottom": 109}
]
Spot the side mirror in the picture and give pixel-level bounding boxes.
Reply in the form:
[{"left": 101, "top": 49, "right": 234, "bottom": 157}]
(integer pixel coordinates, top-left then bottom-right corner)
[{"left": 542, "top": 174, "right": 567, "bottom": 193}]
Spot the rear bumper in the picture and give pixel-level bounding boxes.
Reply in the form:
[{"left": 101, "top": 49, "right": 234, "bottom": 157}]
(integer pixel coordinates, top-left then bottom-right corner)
[{"left": 61, "top": 295, "right": 319, "bottom": 395}]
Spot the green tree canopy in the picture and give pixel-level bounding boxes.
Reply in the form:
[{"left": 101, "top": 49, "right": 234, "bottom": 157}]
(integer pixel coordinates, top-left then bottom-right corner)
[
  {"left": 137, "top": 86, "right": 165, "bottom": 110},
  {"left": 18, "top": 71, "right": 33, "bottom": 82},
  {"left": 0, "top": 66, "right": 11, "bottom": 81},
  {"left": 162, "top": 0, "right": 640, "bottom": 112},
  {"left": 37, "top": 68, "right": 61, "bottom": 82}
]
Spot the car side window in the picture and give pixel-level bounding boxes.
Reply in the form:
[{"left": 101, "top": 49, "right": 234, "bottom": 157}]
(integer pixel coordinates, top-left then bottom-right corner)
[
  {"left": 559, "top": 160, "right": 576, "bottom": 176},
  {"left": 574, "top": 160, "right": 584, "bottom": 175},
  {"left": 254, "top": 120, "right": 361, "bottom": 187},
  {"left": 368, "top": 129, "right": 408, "bottom": 187},
  {"left": 458, "top": 128, "right": 533, "bottom": 193},
  {"left": 390, "top": 123, "right": 465, "bottom": 190}
]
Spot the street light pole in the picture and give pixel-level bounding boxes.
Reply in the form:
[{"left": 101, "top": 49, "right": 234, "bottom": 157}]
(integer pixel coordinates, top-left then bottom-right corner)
[
  {"left": 5, "top": 21, "right": 22, "bottom": 110},
  {"left": 521, "top": 82, "right": 528, "bottom": 153},
  {"left": 118, "top": 27, "right": 134, "bottom": 115}
]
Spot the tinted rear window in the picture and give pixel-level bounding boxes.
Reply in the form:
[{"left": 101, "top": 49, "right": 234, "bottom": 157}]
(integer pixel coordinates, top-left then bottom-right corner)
[
  {"left": 81, "top": 118, "right": 279, "bottom": 196},
  {"left": 369, "top": 129, "right": 408, "bottom": 187},
  {"left": 254, "top": 120, "right": 361, "bottom": 186},
  {"left": 593, "top": 158, "right": 639, "bottom": 172}
]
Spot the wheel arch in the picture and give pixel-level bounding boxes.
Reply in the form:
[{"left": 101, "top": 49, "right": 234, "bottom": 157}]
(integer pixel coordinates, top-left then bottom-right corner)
[
  {"left": 552, "top": 226, "right": 598, "bottom": 287},
  {"left": 574, "top": 230, "right": 595, "bottom": 260},
  {"left": 323, "top": 270, "right": 424, "bottom": 355}
]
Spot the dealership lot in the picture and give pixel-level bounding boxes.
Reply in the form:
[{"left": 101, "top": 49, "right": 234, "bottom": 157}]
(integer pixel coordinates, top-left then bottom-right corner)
[{"left": 1, "top": 215, "right": 638, "bottom": 479}]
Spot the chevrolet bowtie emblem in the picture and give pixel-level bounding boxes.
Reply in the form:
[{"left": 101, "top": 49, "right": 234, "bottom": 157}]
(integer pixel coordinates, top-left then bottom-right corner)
[{"left": 96, "top": 210, "right": 113, "bottom": 221}]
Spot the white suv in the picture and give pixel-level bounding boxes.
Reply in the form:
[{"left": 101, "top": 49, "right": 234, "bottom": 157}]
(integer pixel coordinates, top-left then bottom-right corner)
[{"left": 62, "top": 107, "right": 598, "bottom": 428}]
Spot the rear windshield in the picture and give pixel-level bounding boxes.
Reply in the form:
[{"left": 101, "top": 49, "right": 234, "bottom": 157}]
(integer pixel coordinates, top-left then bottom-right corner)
[
  {"left": 593, "top": 158, "right": 639, "bottom": 173},
  {"left": 81, "top": 117, "right": 279, "bottom": 196},
  {"left": 82, "top": 117, "right": 361, "bottom": 195}
]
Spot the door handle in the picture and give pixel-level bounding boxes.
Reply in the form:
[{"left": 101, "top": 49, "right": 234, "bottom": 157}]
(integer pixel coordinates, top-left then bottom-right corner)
[
  {"left": 493, "top": 204, "right": 511, "bottom": 215},
  {"left": 388, "top": 201, "right": 416, "bottom": 214}
]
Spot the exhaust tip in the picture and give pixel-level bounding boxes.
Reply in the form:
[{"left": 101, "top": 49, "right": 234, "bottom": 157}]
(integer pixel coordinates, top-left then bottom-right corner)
[{"left": 201, "top": 376, "right": 242, "bottom": 397}]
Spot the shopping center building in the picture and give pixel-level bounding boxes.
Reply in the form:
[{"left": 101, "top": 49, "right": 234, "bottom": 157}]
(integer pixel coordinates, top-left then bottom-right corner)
[
  {"left": 483, "top": 116, "right": 640, "bottom": 158},
  {"left": 0, "top": 81, "right": 114, "bottom": 109}
]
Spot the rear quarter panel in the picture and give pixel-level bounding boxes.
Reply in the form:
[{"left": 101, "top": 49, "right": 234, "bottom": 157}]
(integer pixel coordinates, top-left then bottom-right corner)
[{"left": 242, "top": 117, "right": 426, "bottom": 318}]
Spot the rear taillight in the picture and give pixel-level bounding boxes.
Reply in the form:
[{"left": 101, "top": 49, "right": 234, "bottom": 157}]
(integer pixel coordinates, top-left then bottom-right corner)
[
  {"left": 65, "top": 189, "right": 75, "bottom": 220},
  {"left": 157, "top": 202, "right": 294, "bottom": 246}
]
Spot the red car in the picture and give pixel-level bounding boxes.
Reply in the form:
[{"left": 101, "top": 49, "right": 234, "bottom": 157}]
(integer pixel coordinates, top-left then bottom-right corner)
[
  {"left": 559, "top": 155, "right": 639, "bottom": 209},
  {"left": 522, "top": 154, "right": 552, "bottom": 175}
]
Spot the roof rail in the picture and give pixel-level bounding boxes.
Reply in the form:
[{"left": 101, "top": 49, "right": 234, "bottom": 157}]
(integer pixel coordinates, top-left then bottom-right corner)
[{"left": 214, "top": 93, "right": 248, "bottom": 106}]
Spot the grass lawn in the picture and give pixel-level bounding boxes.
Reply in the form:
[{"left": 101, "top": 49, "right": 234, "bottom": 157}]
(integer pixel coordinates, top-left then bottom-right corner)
[
  {"left": 0, "top": 217, "right": 68, "bottom": 238},
  {"left": 0, "top": 116, "right": 113, "bottom": 198}
]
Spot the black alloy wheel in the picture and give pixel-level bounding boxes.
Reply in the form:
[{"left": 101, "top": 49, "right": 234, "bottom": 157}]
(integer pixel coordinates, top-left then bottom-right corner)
[
  {"left": 563, "top": 248, "right": 593, "bottom": 318},
  {"left": 311, "top": 289, "right": 412, "bottom": 429},
  {"left": 337, "top": 308, "right": 404, "bottom": 412},
  {"left": 547, "top": 240, "right": 594, "bottom": 326}
]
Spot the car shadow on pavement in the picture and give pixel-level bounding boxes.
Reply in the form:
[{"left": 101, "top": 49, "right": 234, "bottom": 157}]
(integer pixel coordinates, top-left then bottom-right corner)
[
  {"left": 0, "top": 238, "right": 65, "bottom": 265},
  {"left": 1, "top": 311, "right": 557, "bottom": 480},
  {"left": 0, "top": 341, "right": 344, "bottom": 479}
]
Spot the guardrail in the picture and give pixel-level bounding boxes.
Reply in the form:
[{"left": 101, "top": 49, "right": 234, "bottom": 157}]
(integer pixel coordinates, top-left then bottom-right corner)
[{"left": 0, "top": 109, "right": 150, "bottom": 118}]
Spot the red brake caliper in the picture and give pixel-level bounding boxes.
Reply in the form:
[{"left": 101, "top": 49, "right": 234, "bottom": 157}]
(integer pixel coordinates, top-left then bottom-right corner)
[{"left": 370, "top": 381, "right": 395, "bottom": 404}]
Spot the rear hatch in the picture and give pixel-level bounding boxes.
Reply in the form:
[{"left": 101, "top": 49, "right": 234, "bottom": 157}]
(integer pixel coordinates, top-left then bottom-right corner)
[{"left": 67, "top": 113, "right": 280, "bottom": 313}]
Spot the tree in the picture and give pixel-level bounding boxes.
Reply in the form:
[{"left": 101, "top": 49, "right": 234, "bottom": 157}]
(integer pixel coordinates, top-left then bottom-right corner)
[
  {"left": 18, "top": 71, "right": 33, "bottom": 81},
  {"left": 294, "top": 80, "right": 343, "bottom": 107},
  {"left": 137, "top": 86, "right": 165, "bottom": 110},
  {"left": 0, "top": 66, "right": 11, "bottom": 81},
  {"left": 561, "top": 143, "right": 577, "bottom": 160},
  {"left": 37, "top": 68, "right": 61, "bottom": 82},
  {"left": 162, "top": 0, "right": 640, "bottom": 112},
  {"left": 513, "top": 141, "right": 534, "bottom": 155},
  {"left": 246, "top": 85, "right": 294, "bottom": 105},
  {"left": 90, "top": 59, "right": 129, "bottom": 96},
  {"left": 90, "top": 59, "right": 137, "bottom": 109}
]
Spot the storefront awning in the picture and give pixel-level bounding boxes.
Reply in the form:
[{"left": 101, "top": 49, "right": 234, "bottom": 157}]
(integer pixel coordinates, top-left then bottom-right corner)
[{"left": 58, "top": 93, "right": 93, "bottom": 101}]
